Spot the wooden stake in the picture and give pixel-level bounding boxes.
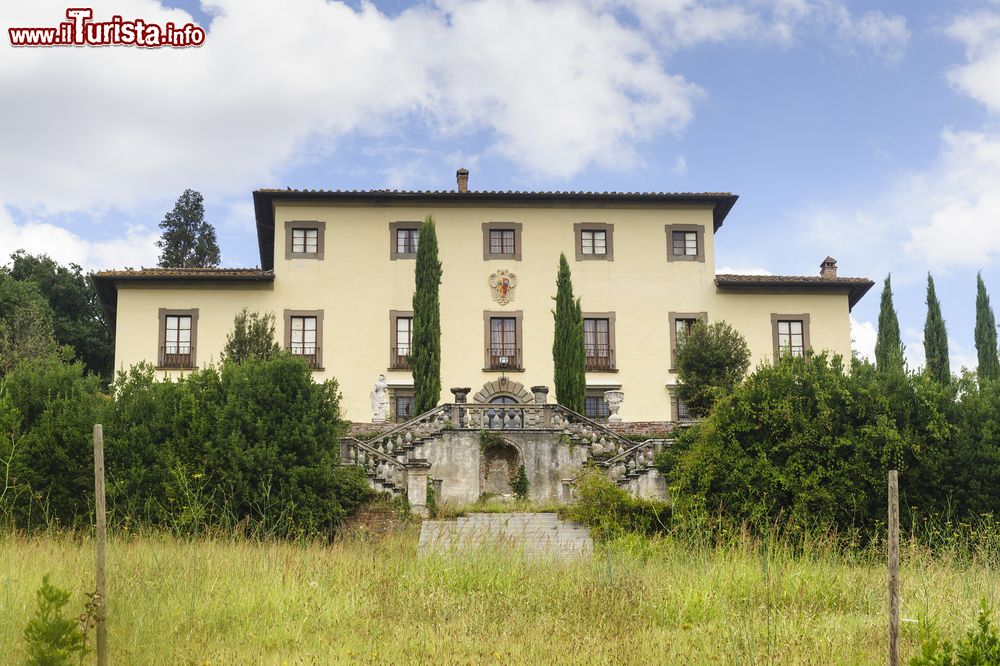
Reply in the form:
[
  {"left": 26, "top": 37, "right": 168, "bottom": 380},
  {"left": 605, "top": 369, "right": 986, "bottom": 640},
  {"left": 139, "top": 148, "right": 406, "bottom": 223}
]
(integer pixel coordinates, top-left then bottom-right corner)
[
  {"left": 93, "top": 424, "right": 108, "bottom": 666},
  {"left": 888, "top": 469, "right": 900, "bottom": 666}
]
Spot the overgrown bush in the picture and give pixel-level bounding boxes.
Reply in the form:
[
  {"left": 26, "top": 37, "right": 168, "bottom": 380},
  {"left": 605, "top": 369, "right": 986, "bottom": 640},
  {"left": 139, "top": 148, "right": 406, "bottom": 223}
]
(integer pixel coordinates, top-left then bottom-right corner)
[
  {"left": 668, "top": 353, "right": 978, "bottom": 533},
  {"left": 22, "top": 574, "right": 90, "bottom": 665},
  {"left": 105, "top": 354, "right": 371, "bottom": 536},
  {"left": 1, "top": 353, "right": 106, "bottom": 529},
  {"left": 912, "top": 601, "right": 1000, "bottom": 665},
  {"left": 674, "top": 320, "right": 751, "bottom": 417},
  {"left": 511, "top": 464, "right": 529, "bottom": 500},
  {"left": 1, "top": 352, "right": 371, "bottom": 536},
  {"left": 562, "top": 468, "right": 669, "bottom": 540}
]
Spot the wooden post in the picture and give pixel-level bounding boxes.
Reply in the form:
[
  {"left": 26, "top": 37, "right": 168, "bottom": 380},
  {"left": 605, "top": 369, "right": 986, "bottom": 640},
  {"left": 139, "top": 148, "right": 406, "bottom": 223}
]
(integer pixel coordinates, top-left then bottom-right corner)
[
  {"left": 93, "top": 424, "right": 108, "bottom": 666},
  {"left": 888, "top": 469, "right": 900, "bottom": 666}
]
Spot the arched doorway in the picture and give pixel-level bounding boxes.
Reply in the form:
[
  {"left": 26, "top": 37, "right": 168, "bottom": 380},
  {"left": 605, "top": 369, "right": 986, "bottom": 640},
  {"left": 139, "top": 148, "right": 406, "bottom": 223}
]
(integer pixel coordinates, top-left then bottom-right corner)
[{"left": 480, "top": 439, "right": 522, "bottom": 496}]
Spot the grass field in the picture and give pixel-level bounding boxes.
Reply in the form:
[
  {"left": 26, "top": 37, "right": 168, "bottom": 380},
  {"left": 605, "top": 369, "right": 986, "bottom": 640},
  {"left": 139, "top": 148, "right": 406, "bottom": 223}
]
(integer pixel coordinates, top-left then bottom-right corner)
[{"left": 2, "top": 524, "right": 998, "bottom": 664}]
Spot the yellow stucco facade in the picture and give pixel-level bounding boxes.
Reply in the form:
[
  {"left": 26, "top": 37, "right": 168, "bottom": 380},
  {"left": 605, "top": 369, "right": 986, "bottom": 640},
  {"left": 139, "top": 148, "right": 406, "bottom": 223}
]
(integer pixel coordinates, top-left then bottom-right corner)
[{"left": 98, "top": 188, "right": 871, "bottom": 424}]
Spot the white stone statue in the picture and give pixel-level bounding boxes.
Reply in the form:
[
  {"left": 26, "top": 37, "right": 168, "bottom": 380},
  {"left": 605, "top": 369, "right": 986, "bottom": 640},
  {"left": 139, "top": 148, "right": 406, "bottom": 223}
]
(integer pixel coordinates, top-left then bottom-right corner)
[
  {"left": 604, "top": 390, "right": 624, "bottom": 423},
  {"left": 371, "top": 374, "right": 389, "bottom": 423}
]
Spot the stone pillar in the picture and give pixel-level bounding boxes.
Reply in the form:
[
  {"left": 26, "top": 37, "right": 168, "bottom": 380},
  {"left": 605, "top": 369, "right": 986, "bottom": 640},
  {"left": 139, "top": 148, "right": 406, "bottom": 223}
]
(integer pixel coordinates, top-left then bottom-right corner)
[
  {"left": 450, "top": 387, "right": 471, "bottom": 403},
  {"left": 531, "top": 385, "right": 549, "bottom": 404},
  {"left": 604, "top": 390, "right": 624, "bottom": 423},
  {"left": 405, "top": 461, "right": 431, "bottom": 518}
]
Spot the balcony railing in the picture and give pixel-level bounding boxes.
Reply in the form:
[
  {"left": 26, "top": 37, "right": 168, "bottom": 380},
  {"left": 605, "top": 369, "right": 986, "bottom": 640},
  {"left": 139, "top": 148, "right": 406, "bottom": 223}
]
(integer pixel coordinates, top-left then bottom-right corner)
[
  {"left": 585, "top": 344, "right": 615, "bottom": 371},
  {"left": 160, "top": 345, "right": 194, "bottom": 369},
  {"left": 487, "top": 346, "right": 521, "bottom": 371},
  {"left": 290, "top": 345, "right": 321, "bottom": 369},
  {"left": 391, "top": 346, "right": 411, "bottom": 370}
]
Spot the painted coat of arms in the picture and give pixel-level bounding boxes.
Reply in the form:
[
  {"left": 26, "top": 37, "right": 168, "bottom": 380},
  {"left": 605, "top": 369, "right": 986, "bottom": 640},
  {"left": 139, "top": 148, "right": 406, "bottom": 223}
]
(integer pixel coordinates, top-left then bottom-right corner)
[{"left": 489, "top": 269, "right": 518, "bottom": 305}]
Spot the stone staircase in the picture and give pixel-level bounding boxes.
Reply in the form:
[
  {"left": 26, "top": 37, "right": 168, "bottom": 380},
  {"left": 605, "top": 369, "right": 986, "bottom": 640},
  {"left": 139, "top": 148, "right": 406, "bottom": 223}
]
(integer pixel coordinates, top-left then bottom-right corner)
[
  {"left": 418, "top": 512, "right": 593, "bottom": 558},
  {"left": 339, "top": 402, "right": 672, "bottom": 503}
]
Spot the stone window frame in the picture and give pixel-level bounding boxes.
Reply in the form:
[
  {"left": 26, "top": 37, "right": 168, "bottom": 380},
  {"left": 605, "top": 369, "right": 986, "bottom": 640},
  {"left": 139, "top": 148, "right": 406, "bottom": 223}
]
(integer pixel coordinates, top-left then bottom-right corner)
[
  {"left": 389, "top": 221, "right": 421, "bottom": 260},
  {"left": 582, "top": 311, "right": 618, "bottom": 372},
  {"left": 391, "top": 386, "right": 416, "bottom": 422},
  {"left": 389, "top": 309, "right": 414, "bottom": 370},
  {"left": 667, "top": 386, "right": 694, "bottom": 422},
  {"left": 668, "top": 311, "right": 707, "bottom": 371},
  {"left": 584, "top": 390, "right": 611, "bottom": 421},
  {"left": 283, "top": 309, "right": 324, "bottom": 370},
  {"left": 771, "top": 313, "right": 811, "bottom": 361},
  {"left": 574, "top": 223, "right": 615, "bottom": 261},
  {"left": 156, "top": 308, "right": 199, "bottom": 369},
  {"left": 665, "top": 223, "right": 705, "bottom": 263},
  {"left": 483, "top": 310, "right": 524, "bottom": 371},
  {"left": 482, "top": 222, "right": 522, "bottom": 261},
  {"left": 284, "top": 220, "right": 326, "bottom": 260}
]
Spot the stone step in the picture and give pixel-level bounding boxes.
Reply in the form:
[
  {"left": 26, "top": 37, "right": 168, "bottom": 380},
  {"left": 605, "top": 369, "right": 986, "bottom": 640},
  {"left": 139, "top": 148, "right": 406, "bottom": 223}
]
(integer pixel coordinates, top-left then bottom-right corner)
[{"left": 418, "top": 512, "right": 593, "bottom": 558}]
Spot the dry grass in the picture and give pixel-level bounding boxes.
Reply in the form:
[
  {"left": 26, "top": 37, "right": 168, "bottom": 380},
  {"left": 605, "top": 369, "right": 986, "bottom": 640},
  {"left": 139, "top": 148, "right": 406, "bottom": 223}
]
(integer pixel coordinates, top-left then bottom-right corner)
[{"left": 1, "top": 527, "right": 998, "bottom": 664}]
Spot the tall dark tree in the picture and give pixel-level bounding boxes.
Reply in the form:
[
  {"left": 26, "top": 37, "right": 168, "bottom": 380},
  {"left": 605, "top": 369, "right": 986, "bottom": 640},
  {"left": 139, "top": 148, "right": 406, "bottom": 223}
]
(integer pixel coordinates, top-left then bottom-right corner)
[
  {"left": 976, "top": 272, "right": 1000, "bottom": 382},
  {"left": 411, "top": 217, "right": 442, "bottom": 415},
  {"left": 7, "top": 251, "right": 112, "bottom": 378},
  {"left": 875, "top": 274, "right": 906, "bottom": 374},
  {"left": 222, "top": 309, "right": 280, "bottom": 364},
  {"left": 923, "top": 273, "right": 950, "bottom": 384},
  {"left": 156, "top": 189, "right": 221, "bottom": 268},
  {"left": 552, "top": 253, "right": 585, "bottom": 413}
]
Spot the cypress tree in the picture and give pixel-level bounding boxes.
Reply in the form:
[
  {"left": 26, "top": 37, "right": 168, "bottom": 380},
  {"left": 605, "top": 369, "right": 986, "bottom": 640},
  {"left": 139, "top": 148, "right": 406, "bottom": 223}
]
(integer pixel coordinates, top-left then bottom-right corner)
[
  {"left": 411, "top": 216, "right": 442, "bottom": 414},
  {"left": 875, "top": 274, "right": 906, "bottom": 374},
  {"left": 975, "top": 272, "right": 1000, "bottom": 382},
  {"left": 552, "top": 253, "right": 585, "bottom": 413},
  {"left": 156, "top": 189, "right": 221, "bottom": 268},
  {"left": 923, "top": 273, "right": 950, "bottom": 383}
]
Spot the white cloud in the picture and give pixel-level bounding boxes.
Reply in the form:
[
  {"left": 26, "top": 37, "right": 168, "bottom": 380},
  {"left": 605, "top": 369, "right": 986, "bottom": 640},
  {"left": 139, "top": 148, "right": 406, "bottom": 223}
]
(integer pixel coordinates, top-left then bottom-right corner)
[
  {"left": 0, "top": 0, "right": 701, "bottom": 211},
  {"left": 0, "top": 205, "right": 159, "bottom": 271},
  {"left": 850, "top": 316, "right": 876, "bottom": 361}
]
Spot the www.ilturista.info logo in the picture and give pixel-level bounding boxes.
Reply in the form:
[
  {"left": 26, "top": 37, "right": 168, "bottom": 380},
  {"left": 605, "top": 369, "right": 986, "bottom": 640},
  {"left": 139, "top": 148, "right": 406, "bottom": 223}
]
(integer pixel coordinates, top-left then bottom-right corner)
[{"left": 8, "top": 8, "right": 206, "bottom": 48}]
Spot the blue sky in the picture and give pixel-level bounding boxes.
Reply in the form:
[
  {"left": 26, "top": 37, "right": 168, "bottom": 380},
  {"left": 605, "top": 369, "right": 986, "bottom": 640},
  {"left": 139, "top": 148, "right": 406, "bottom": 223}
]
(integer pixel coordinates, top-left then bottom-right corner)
[{"left": 3, "top": 0, "right": 1000, "bottom": 370}]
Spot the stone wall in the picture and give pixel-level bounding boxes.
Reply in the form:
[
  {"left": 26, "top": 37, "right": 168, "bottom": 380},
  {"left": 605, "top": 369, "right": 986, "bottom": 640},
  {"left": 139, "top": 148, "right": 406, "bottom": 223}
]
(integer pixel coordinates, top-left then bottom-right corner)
[{"left": 425, "top": 430, "right": 590, "bottom": 504}]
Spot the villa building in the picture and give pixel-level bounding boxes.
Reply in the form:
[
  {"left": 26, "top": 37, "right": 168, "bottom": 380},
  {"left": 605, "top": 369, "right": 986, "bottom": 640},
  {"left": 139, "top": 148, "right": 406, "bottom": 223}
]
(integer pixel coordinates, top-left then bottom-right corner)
[{"left": 94, "top": 170, "right": 873, "bottom": 426}]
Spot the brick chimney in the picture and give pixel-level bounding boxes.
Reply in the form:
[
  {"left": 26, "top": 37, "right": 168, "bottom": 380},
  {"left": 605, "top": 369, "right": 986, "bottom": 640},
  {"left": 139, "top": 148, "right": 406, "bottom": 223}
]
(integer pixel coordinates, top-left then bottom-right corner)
[
  {"left": 820, "top": 256, "right": 838, "bottom": 278},
  {"left": 456, "top": 168, "right": 469, "bottom": 193}
]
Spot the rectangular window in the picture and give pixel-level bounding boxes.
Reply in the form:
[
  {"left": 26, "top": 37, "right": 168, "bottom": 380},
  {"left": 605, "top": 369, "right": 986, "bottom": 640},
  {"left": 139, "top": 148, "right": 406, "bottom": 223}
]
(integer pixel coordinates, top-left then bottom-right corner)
[
  {"left": 284, "top": 221, "right": 325, "bottom": 260},
  {"left": 158, "top": 308, "right": 198, "bottom": 368},
  {"left": 162, "top": 315, "right": 193, "bottom": 367},
  {"left": 676, "top": 395, "right": 690, "bottom": 420},
  {"left": 585, "top": 394, "right": 610, "bottom": 421},
  {"left": 395, "top": 393, "right": 415, "bottom": 422},
  {"left": 669, "top": 311, "right": 707, "bottom": 371},
  {"left": 393, "top": 316, "right": 412, "bottom": 369},
  {"left": 581, "top": 230, "right": 607, "bottom": 256},
  {"left": 489, "top": 229, "right": 516, "bottom": 255},
  {"left": 777, "top": 320, "right": 805, "bottom": 357},
  {"left": 396, "top": 229, "right": 419, "bottom": 255},
  {"left": 482, "top": 223, "right": 522, "bottom": 260},
  {"left": 292, "top": 228, "right": 318, "bottom": 254},
  {"left": 584, "top": 318, "right": 613, "bottom": 371},
  {"left": 488, "top": 316, "right": 519, "bottom": 370},
  {"left": 672, "top": 231, "right": 698, "bottom": 257},
  {"left": 284, "top": 309, "right": 323, "bottom": 369}
]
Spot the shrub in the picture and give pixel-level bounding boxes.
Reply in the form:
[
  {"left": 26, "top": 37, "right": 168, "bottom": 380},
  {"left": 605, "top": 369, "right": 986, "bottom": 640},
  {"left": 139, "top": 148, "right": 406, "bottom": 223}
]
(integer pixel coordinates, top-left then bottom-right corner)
[
  {"left": 675, "top": 320, "right": 750, "bottom": 417},
  {"left": 670, "top": 353, "right": 958, "bottom": 532},
  {"left": 911, "top": 601, "right": 1000, "bottom": 665},
  {"left": 22, "top": 574, "right": 89, "bottom": 665},
  {"left": 511, "top": 464, "right": 529, "bottom": 500},
  {"left": 562, "top": 468, "right": 669, "bottom": 540},
  {"left": 1, "top": 353, "right": 105, "bottom": 529}
]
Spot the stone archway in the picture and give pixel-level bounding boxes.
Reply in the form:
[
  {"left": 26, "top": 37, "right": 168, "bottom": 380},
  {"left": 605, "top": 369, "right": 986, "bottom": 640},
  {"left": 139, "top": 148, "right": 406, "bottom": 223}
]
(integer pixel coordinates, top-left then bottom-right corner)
[
  {"left": 473, "top": 377, "right": 533, "bottom": 404},
  {"left": 480, "top": 439, "right": 522, "bottom": 496}
]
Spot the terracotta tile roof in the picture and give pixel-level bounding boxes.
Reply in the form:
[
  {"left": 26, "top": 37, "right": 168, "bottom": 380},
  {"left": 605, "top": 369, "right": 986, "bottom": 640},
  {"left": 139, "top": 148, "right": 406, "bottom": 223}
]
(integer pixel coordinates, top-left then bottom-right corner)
[
  {"left": 91, "top": 269, "right": 274, "bottom": 328},
  {"left": 93, "top": 268, "right": 273, "bottom": 280},
  {"left": 252, "top": 188, "right": 739, "bottom": 271},
  {"left": 715, "top": 274, "right": 875, "bottom": 310}
]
